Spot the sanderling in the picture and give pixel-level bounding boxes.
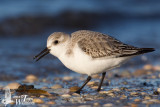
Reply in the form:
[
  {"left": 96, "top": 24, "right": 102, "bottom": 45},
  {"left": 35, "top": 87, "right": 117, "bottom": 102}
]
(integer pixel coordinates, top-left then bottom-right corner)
[{"left": 34, "top": 30, "right": 155, "bottom": 93}]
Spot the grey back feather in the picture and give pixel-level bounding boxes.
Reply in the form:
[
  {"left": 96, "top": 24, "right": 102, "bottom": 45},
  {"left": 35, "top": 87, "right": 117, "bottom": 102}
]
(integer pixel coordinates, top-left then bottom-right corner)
[{"left": 71, "top": 30, "right": 139, "bottom": 58}]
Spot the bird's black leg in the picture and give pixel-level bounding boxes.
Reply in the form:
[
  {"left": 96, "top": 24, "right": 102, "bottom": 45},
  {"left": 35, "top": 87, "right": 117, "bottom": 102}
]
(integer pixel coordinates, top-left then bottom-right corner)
[
  {"left": 75, "top": 76, "right": 92, "bottom": 94},
  {"left": 97, "top": 72, "right": 106, "bottom": 92}
]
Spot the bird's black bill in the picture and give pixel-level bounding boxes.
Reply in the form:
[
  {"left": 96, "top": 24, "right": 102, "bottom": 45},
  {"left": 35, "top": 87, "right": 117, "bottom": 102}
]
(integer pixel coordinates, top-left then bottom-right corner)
[{"left": 33, "top": 47, "right": 50, "bottom": 62}]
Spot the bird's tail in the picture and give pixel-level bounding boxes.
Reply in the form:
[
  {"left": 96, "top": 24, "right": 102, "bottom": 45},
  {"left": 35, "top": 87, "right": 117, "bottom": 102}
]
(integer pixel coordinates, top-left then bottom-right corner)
[
  {"left": 119, "top": 48, "right": 155, "bottom": 57},
  {"left": 137, "top": 48, "right": 155, "bottom": 54}
]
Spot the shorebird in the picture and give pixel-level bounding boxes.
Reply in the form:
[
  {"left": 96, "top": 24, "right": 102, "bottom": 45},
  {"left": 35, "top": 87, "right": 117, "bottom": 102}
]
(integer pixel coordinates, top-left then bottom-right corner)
[{"left": 34, "top": 30, "right": 154, "bottom": 93}]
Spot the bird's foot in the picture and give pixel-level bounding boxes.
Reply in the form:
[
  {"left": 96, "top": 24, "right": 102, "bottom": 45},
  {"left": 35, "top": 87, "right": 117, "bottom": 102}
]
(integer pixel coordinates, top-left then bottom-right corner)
[
  {"left": 96, "top": 88, "right": 101, "bottom": 92},
  {"left": 74, "top": 90, "right": 81, "bottom": 94}
]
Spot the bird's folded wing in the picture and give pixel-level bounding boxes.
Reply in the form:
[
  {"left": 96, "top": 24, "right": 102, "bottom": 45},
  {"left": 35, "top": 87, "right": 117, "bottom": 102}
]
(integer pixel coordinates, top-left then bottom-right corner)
[{"left": 72, "top": 30, "right": 139, "bottom": 58}]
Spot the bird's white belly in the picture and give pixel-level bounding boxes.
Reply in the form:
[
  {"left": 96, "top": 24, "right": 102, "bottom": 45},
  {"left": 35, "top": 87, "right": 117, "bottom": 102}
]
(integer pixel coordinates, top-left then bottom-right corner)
[{"left": 59, "top": 45, "right": 131, "bottom": 75}]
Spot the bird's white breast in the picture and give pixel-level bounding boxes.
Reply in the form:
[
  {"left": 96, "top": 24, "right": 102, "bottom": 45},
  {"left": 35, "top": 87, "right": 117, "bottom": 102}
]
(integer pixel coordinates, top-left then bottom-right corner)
[{"left": 59, "top": 44, "right": 131, "bottom": 76}]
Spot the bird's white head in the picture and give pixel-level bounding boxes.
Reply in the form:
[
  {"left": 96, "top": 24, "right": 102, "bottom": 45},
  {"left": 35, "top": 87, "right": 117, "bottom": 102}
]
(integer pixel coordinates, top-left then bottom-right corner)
[
  {"left": 34, "top": 32, "right": 70, "bottom": 61},
  {"left": 47, "top": 32, "right": 70, "bottom": 57}
]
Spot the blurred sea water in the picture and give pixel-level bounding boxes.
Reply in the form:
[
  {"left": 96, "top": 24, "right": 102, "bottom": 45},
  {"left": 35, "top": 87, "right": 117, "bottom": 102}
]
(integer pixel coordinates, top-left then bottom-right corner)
[
  {"left": 0, "top": 0, "right": 159, "bottom": 45},
  {"left": 0, "top": 0, "right": 160, "bottom": 18}
]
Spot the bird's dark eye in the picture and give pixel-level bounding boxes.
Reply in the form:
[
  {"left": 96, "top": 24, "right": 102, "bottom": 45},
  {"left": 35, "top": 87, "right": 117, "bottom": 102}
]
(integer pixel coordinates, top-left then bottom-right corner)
[{"left": 53, "top": 40, "right": 59, "bottom": 45}]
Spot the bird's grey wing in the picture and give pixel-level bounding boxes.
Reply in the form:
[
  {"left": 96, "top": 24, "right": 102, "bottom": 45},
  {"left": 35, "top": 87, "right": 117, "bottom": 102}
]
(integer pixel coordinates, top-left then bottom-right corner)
[{"left": 72, "top": 30, "right": 139, "bottom": 58}]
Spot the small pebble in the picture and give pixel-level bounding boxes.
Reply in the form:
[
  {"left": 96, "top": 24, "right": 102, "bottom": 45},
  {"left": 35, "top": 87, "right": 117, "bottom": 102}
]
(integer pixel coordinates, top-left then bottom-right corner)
[
  {"left": 72, "top": 93, "right": 80, "bottom": 96},
  {"left": 54, "top": 77, "right": 61, "bottom": 81},
  {"left": 6, "top": 82, "right": 20, "bottom": 89},
  {"left": 120, "top": 87, "right": 127, "bottom": 90},
  {"left": 87, "top": 81, "right": 96, "bottom": 86},
  {"left": 47, "top": 101, "right": 56, "bottom": 105},
  {"left": 121, "top": 70, "right": 131, "bottom": 78},
  {"left": 51, "top": 84, "right": 62, "bottom": 89},
  {"left": 99, "top": 91, "right": 107, "bottom": 94},
  {"left": 141, "top": 92, "right": 147, "bottom": 95},
  {"left": 97, "top": 97, "right": 104, "bottom": 99},
  {"left": 42, "top": 78, "right": 47, "bottom": 82},
  {"left": 25, "top": 74, "right": 38, "bottom": 83},
  {"left": 154, "top": 65, "right": 160, "bottom": 71},
  {"left": 63, "top": 76, "right": 73, "bottom": 81},
  {"left": 91, "top": 86, "right": 98, "bottom": 89},
  {"left": 106, "top": 90, "right": 114, "bottom": 94},
  {"left": 33, "top": 98, "right": 44, "bottom": 104},
  {"left": 31, "top": 96, "right": 36, "bottom": 98},
  {"left": 40, "top": 95, "right": 46, "bottom": 98},
  {"left": 112, "top": 88, "right": 120, "bottom": 91},
  {"left": 103, "top": 103, "right": 113, "bottom": 107},
  {"left": 131, "top": 103, "right": 138, "bottom": 107},
  {"left": 120, "top": 94, "right": 127, "bottom": 99},
  {"left": 93, "top": 102, "right": 100, "bottom": 106},
  {"left": 157, "top": 88, "right": 160, "bottom": 92},
  {"left": 107, "top": 93, "right": 114, "bottom": 97},
  {"left": 142, "top": 101, "right": 154, "bottom": 104},
  {"left": 134, "top": 98, "right": 141, "bottom": 102},
  {"left": 61, "top": 94, "right": 71, "bottom": 98},
  {"left": 92, "top": 74, "right": 100, "bottom": 78},
  {"left": 78, "top": 105, "right": 91, "bottom": 107},
  {"left": 40, "top": 105, "right": 49, "bottom": 107},
  {"left": 143, "top": 64, "right": 153, "bottom": 70},
  {"left": 130, "top": 92, "right": 139, "bottom": 96},
  {"left": 133, "top": 69, "right": 147, "bottom": 77},
  {"left": 151, "top": 75, "right": 156, "bottom": 79},
  {"left": 116, "top": 100, "right": 120, "bottom": 103},
  {"left": 149, "top": 99, "right": 160, "bottom": 103},
  {"left": 85, "top": 98, "right": 93, "bottom": 101},
  {"left": 142, "top": 101, "right": 148, "bottom": 104},
  {"left": 70, "top": 86, "right": 80, "bottom": 92},
  {"left": 144, "top": 96, "right": 151, "bottom": 100}
]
